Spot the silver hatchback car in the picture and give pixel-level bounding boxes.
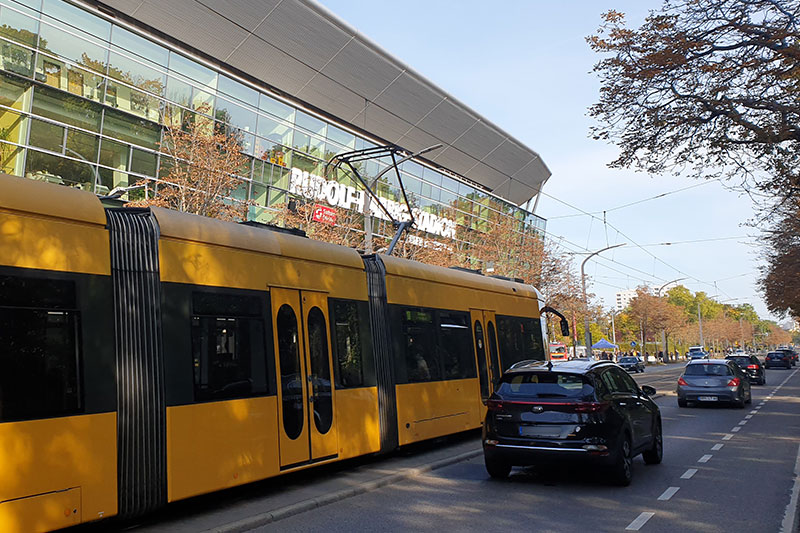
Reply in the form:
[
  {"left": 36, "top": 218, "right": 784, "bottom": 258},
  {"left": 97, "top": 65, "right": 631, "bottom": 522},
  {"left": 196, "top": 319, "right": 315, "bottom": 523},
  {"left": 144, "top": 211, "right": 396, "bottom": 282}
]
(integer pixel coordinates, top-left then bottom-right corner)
[{"left": 677, "top": 359, "right": 751, "bottom": 408}]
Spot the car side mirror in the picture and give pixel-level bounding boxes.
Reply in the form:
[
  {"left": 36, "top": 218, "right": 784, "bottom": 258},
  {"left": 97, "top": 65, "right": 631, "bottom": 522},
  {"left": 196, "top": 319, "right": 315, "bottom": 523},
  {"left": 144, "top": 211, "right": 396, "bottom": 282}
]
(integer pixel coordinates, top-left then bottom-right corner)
[{"left": 641, "top": 385, "right": 656, "bottom": 397}]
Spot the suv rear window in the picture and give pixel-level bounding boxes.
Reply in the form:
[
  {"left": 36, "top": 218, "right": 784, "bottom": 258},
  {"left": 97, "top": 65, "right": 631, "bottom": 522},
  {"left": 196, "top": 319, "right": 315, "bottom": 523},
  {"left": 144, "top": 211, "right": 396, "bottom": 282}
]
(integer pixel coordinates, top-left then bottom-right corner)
[
  {"left": 726, "top": 356, "right": 750, "bottom": 366},
  {"left": 684, "top": 364, "right": 732, "bottom": 376},
  {"left": 497, "top": 372, "right": 595, "bottom": 400},
  {"left": 767, "top": 352, "right": 785, "bottom": 358}
]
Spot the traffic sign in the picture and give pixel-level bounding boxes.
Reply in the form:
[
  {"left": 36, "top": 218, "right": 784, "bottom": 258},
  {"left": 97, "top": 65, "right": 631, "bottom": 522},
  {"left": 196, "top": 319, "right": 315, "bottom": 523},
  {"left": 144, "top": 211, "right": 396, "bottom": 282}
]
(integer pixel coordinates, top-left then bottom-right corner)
[{"left": 630, "top": 341, "right": 637, "bottom": 347}]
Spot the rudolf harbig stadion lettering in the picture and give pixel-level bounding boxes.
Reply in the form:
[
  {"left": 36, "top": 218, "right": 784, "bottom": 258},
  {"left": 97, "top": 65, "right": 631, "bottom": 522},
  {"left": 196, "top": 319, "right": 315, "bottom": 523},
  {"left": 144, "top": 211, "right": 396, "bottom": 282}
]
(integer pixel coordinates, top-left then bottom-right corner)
[{"left": 289, "top": 167, "right": 457, "bottom": 240}]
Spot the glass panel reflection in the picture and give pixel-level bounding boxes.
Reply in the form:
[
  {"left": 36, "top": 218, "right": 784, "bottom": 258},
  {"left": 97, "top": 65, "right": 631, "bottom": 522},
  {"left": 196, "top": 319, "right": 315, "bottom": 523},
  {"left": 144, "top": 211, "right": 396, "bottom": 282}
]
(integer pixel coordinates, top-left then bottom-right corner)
[
  {"left": 277, "top": 304, "right": 303, "bottom": 440},
  {"left": 218, "top": 74, "right": 258, "bottom": 107},
  {"left": 0, "top": 2, "right": 39, "bottom": 47},
  {"left": 42, "top": 0, "right": 110, "bottom": 41},
  {"left": 110, "top": 25, "right": 168, "bottom": 67},
  {"left": 307, "top": 306, "right": 332, "bottom": 434}
]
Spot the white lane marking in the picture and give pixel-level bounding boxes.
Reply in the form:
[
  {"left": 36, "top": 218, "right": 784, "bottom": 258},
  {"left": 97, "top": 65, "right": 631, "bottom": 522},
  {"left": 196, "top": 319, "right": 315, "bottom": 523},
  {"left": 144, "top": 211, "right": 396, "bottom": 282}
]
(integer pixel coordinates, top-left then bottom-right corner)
[
  {"left": 731, "top": 426, "right": 741, "bottom": 432},
  {"left": 658, "top": 486, "right": 680, "bottom": 501},
  {"left": 626, "top": 512, "right": 655, "bottom": 531},
  {"left": 780, "top": 443, "right": 800, "bottom": 532},
  {"left": 722, "top": 434, "right": 734, "bottom": 441},
  {"left": 745, "top": 414, "right": 753, "bottom": 419},
  {"left": 698, "top": 454, "right": 713, "bottom": 463},
  {"left": 738, "top": 420, "right": 747, "bottom": 426},
  {"left": 749, "top": 410, "right": 757, "bottom": 414},
  {"left": 712, "top": 443, "right": 724, "bottom": 451},
  {"left": 681, "top": 468, "right": 698, "bottom": 479}
]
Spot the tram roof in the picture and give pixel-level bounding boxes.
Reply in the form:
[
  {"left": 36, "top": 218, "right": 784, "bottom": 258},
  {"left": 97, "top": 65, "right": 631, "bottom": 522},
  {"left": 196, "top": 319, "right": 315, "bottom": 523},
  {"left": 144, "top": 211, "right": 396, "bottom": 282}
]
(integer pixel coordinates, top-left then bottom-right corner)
[
  {"left": 0, "top": 172, "right": 107, "bottom": 226},
  {"left": 96, "top": 0, "right": 551, "bottom": 205},
  {"left": 379, "top": 254, "right": 539, "bottom": 300}
]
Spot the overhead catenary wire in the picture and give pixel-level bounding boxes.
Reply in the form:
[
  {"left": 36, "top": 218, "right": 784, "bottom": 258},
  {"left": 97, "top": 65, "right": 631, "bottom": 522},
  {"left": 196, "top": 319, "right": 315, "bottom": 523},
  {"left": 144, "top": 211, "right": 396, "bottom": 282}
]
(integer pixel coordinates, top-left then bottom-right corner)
[
  {"left": 546, "top": 179, "right": 722, "bottom": 220},
  {"left": 534, "top": 186, "right": 750, "bottom": 305},
  {"left": 534, "top": 186, "right": 735, "bottom": 298}
]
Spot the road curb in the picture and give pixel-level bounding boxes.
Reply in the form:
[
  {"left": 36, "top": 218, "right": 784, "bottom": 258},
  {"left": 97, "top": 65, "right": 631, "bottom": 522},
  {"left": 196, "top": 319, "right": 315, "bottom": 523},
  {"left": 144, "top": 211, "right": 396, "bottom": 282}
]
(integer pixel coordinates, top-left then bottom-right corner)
[{"left": 203, "top": 448, "right": 483, "bottom": 532}]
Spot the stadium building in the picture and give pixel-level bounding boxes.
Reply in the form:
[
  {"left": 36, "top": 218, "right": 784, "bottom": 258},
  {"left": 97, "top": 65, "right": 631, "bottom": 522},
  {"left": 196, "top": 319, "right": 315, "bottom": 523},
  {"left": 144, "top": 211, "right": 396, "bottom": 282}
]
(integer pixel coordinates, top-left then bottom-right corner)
[{"left": 0, "top": 0, "right": 550, "bottom": 246}]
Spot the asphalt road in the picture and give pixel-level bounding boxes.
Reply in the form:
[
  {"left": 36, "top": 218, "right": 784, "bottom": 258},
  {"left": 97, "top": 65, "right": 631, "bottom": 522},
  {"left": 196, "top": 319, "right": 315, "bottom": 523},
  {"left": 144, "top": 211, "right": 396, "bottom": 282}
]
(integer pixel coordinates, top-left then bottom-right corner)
[
  {"left": 104, "top": 362, "right": 800, "bottom": 533},
  {"left": 250, "top": 363, "right": 800, "bottom": 533}
]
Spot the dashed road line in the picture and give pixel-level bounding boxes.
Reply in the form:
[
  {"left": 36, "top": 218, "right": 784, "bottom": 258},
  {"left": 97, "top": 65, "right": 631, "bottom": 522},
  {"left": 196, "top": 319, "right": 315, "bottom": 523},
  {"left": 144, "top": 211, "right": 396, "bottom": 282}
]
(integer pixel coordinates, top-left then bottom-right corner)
[
  {"left": 731, "top": 426, "right": 741, "bottom": 432},
  {"left": 657, "top": 487, "right": 680, "bottom": 501},
  {"left": 749, "top": 410, "right": 757, "bottom": 414},
  {"left": 698, "top": 454, "right": 712, "bottom": 463},
  {"left": 722, "top": 434, "right": 734, "bottom": 441},
  {"left": 738, "top": 420, "right": 747, "bottom": 426},
  {"left": 626, "top": 512, "right": 655, "bottom": 531},
  {"left": 680, "top": 468, "right": 697, "bottom": 479},
  {"left": 711, "top": 444, "right": 724, "bottom": 451},
  {"left": 745, "top": 414, "right": 753, "bottom": 419}
]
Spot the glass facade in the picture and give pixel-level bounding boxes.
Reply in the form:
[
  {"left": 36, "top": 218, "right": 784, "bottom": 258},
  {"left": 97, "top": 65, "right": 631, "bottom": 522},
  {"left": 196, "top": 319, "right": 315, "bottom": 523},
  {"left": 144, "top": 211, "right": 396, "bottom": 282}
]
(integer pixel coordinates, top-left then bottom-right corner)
[{"left": 0, "top": 0, "right": 546, "bottom": 244}]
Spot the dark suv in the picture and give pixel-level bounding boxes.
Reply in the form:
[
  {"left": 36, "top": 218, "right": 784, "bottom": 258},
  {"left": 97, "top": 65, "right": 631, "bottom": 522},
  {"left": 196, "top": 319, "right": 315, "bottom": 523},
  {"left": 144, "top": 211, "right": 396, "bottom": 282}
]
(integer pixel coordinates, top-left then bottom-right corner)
[
  {"left": 776, "top": 348, "right": 798, "bottom": 366},
  {"left": 725, "top": 354, "right": 766, "bottom": 385},
  {"left": 765, "top": 351, "right": 792, "bottom": 369},
  {"left": 482, "top": 360, "right": 662, "bottom": 486}
]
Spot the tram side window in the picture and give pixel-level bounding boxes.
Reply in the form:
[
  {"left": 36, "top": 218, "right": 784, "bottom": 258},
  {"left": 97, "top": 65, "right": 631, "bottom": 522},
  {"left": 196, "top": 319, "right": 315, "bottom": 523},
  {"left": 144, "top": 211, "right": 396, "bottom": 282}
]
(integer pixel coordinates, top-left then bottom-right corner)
[
  {"left": 191, "top": 292, "right": 267, "bottom": 401},
  {"left": 330, "top": 299, "right": 364, "bottom": 388},
  {"left": 496, "top": 315, "right": 545, "bottom": 371},
  {"left": 0, "top": 275, "right": 81, "bottom": 422},
  {"left": 437, "top": 311, "right": 476, "bottom": 379},
  {"left": 401, "top": 307, "right": 441, "bottom": 382}
]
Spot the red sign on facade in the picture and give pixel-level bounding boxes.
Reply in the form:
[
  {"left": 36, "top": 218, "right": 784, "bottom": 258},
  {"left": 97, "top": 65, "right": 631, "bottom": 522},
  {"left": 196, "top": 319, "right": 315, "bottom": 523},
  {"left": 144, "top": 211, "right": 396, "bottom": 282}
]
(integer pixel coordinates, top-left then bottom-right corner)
[{"left": 312, "top": 204, "right": 337, "bottom": 225}]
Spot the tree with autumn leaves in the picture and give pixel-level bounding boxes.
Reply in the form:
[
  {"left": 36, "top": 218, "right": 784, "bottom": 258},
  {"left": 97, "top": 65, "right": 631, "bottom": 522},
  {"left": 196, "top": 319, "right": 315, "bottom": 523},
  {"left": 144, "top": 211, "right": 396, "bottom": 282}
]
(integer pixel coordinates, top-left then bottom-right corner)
[
  {"left": 128, "top": 103, "right": 249, "bottom": 221},
  {"left": 588, "top": 0, "right": 800, "bottom": 321}
]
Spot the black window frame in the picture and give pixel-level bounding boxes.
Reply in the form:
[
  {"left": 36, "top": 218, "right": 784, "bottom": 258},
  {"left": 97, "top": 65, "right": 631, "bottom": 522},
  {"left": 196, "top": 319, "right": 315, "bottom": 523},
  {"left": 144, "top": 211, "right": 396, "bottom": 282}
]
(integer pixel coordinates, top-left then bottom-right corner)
[
  {"left": 189, "top": 289, "right": 271, "bottom": 403},
  {"left": 0, "top": 273, "right": 84, "bottom": 423},
  {"left": 391, "top": 304, "right": 478, "bottom": 384},
  {"left": 329, "top": 298, "right": 375, "bottom": 389},
  {"left": 496, "top": 314, "right": 546, "bottom": 371}
]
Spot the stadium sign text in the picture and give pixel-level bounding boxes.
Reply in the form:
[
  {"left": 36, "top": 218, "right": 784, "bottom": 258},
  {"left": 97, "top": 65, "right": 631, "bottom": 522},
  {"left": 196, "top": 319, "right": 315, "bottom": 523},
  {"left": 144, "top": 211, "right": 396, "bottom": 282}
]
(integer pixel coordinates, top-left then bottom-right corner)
[{"left": 289, "top": 167, "right": 456, "bottom": 239}]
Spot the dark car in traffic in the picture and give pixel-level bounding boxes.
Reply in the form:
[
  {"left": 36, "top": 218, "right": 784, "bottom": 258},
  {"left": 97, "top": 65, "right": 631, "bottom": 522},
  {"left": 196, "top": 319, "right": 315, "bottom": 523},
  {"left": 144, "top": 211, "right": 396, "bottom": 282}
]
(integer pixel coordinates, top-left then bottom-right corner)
[
  {"left": 776, "top": 348, "right": 798, "bottom": 366},
  {"left": 482, "top": 359, "right": 662, "bottom": 486},
  {"left": 765, "top": 351, "right": 793, "bottom": 369},
  {"left": 725, "top": 354, "right": 766, "bottom": 385},
  {"left": 617, "top": 356, "right": 645, "bottom": 373},
  {"left": 677, "top": 359, "right": 751, "bottom": 408}
]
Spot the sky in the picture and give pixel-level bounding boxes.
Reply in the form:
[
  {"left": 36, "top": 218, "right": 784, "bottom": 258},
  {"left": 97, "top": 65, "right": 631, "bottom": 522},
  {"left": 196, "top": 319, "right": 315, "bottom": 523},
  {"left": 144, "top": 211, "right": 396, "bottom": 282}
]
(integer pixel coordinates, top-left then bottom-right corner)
[{"left": 317, "top": 1, "right": 774, "bottom": 321}]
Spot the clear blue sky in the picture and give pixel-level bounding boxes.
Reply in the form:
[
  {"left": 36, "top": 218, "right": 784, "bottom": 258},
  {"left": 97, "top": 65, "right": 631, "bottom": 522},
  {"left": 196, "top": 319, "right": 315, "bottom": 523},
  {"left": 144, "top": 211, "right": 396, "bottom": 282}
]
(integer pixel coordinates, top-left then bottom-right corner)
[{"left": 318, "top": 1, "right": 772, "bottom": 321}]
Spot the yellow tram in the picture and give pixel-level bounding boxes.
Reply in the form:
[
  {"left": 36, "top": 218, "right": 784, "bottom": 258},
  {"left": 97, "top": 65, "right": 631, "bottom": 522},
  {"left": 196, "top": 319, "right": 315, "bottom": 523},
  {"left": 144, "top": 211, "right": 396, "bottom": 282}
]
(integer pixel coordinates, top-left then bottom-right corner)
[{"left": 0, "top": 172, "right": 547, "bottom": 532}]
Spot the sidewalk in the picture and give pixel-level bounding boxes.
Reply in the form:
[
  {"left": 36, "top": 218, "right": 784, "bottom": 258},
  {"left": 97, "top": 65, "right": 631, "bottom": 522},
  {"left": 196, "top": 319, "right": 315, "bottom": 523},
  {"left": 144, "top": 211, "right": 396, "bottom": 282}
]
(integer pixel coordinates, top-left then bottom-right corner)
[{"left": 128, "top": 431, "right": 483, "bottom": 533}]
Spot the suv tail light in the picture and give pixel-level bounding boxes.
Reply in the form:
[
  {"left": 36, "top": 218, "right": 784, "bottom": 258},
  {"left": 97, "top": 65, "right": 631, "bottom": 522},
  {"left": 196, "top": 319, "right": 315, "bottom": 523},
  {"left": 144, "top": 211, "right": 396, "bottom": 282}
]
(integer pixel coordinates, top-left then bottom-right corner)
[
  {"left": 678, "top": 377, "right": 688, "bottom": 386},
  {"left": 573, "top": 402, "right": 610, "bottom": 413},
  {"left": 747, "top": 364, "right": 759, "bottom": 370},
  {"left": 486, "top": 399, "right": 504, "bottom": 411},
  {"left": 727, "top": 378, "right": 741, "bottom": 387}
]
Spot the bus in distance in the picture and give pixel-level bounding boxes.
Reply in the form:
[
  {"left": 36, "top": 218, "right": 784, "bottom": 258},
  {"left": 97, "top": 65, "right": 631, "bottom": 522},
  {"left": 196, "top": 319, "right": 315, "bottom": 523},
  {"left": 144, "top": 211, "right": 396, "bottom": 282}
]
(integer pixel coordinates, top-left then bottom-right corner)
[{"left": 549, "top": 342, "right": 568, "bottom": 361}]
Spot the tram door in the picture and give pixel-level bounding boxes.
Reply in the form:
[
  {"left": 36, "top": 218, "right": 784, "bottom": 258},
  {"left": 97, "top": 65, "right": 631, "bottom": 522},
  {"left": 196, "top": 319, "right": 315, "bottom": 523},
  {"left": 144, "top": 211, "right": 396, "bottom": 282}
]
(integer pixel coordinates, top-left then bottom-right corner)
[
  {"left": 271, "top": 287, "right": 338, "bottom": 468},
  {"left": 470, "top": 309, "right": 503, "bottom": 400}
]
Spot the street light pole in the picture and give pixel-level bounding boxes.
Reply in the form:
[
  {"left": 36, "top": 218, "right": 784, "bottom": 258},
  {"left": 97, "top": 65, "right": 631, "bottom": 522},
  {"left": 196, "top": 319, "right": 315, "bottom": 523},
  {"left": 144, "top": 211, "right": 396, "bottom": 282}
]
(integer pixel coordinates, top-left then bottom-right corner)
[
  {"left": 656, "top": 277, "right": 686, "bottom": 363},
  {"left": 697, "top": 301, "right": 704, "bottom": 348},
  {"left": 581, "top": 243, "right": 626, "bottom": 357}
]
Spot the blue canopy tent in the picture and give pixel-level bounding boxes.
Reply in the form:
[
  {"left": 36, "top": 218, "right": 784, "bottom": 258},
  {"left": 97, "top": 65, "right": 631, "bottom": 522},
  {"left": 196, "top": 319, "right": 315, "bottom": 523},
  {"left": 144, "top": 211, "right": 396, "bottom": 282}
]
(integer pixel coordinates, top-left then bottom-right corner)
[{"left": 591, "top": 338, "right": 618, "bottom": 350}]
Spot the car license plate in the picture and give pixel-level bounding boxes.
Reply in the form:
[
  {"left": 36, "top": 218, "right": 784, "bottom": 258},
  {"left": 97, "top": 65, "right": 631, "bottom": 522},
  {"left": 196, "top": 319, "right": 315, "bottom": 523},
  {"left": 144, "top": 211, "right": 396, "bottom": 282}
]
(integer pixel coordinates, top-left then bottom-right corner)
[
  {"left": 519, "top": 426, "right": 561, "bottom": 438},
  {"left": 697, "top": 396, "right": 718, "bottom": 401}
]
